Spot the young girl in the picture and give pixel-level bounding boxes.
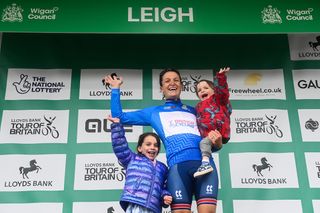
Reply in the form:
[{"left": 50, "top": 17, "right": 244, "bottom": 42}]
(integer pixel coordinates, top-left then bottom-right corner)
[
  {"left": 108, "top": 116, "right": 172, "bottom": 213},
  {"left": 194, "top": 67, "right": 232, "bottom": 178}
]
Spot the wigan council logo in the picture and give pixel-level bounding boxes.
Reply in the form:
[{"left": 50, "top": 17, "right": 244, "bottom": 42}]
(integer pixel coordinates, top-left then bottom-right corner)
[
  {"left": 1, "top": 3, "right": 23, "bottom": 22},
  {"left": 261, "top": 5, "right": 282, "bottom": 24}
]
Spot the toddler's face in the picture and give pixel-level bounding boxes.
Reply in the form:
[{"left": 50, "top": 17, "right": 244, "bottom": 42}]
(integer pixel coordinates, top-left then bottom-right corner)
[{"left": 197, "top": 81, "right": 214, "bottom": 101}]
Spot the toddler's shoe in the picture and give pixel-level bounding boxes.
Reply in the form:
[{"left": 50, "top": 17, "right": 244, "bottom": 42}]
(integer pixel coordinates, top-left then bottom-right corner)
[{"left": 194, "top": 162, "right": 213, "bottom": 178}]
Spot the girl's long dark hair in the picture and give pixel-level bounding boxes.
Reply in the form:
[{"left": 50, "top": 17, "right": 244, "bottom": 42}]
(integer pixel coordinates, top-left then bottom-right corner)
[{"left": 137, "top": 132, "right": 161, "bottom": 154}]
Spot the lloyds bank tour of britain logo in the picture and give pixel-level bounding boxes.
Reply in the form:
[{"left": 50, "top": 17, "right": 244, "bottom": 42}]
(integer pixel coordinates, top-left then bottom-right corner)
[
  {"left": 1, "top": 3, "right": 59, "bottom": 22},
  {"left": 10, "top": 115, "right": 60, "bottom": 139},
  {"left": 235, "top": 114, "right": 284, "bottom": 138}
]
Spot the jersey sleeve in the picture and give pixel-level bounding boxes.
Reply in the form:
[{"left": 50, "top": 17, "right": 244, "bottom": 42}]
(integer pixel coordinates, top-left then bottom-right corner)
[{"left": 111, "top": 88, "right": 153, "bottom": 125}]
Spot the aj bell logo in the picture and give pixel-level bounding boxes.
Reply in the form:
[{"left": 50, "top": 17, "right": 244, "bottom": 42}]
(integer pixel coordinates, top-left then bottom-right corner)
[
  {"left": 13, "top": 74, "right": 31, "bottom": 94},
  {"left": 1, "top": 3, "right": 23, "bottom": 22},
  {"left": 19, "top": 159, "right": 42, "bottom": 179},
  {"left": 253, "top": 157, "right": 273, "bottom": 177}
]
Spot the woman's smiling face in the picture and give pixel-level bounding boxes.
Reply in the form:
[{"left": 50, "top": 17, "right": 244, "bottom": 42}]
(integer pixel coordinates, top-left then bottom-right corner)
[{"left": 160, "top": 71, "right": 182, "bottom": 100}]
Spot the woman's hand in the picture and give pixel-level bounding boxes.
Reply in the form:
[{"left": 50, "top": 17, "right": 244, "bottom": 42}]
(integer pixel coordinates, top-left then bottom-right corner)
[
  {"left": 107, "top": 115, "right": 120, "bottom": 123},
  {"left": 208, "top": 130, "right": 222, "bottom": 150},
  {"left": 103, "top": 73, "right": 123, "bottom": 89}
]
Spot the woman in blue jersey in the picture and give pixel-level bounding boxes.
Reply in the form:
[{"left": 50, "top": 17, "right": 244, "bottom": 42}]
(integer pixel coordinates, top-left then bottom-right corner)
[{"left": 104, "top": 69, "right": 222, "bottom": 213}]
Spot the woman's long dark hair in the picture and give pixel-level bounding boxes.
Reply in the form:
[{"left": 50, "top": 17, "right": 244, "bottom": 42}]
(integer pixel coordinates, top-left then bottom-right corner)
[{"left": 159, "top": 68, "right": 182, "bottom": 86}]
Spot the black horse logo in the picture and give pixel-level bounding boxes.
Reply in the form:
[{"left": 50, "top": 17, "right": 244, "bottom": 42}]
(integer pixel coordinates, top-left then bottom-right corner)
[
  {"left": 19, "top": 159, "right": 42, "bottom": 179},
  {"left": 309, "top": 35, "right": 320, "bottom": 51},
  {"left": 252, "top": 157, "right": 273, "bottom": 177}
]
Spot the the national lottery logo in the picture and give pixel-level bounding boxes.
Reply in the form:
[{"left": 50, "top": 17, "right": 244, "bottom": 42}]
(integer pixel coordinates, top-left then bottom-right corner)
[
  {"left": 5, "top": 69, "right": 71, "bottom": 100},
  {"left": 19, "top": 159, "right": 42, "bottom": 179},
  {"left": 1, "top": 3, "right": 23, "bottom": 22},
  {"left": 261, "top": 5, "right": 282, "bottom": 24},
  {"left": 252, "top": 157, "right": 273, "bottom": 177},
  {"left": 12, "top": 74, "right": 65, "bottom": 94},
  {"left": 12, "top": 74, "right": 31, "bottom": 94}
]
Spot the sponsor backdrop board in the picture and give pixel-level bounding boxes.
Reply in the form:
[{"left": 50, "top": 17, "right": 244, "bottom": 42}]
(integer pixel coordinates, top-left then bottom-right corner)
[{"left": 0, "top": 33, "right": 320, "bottom": 213}]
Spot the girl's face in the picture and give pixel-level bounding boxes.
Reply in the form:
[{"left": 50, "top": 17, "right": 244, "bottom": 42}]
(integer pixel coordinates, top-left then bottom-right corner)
[
  {"left": 160, "top": 71, "right": 182, "bottom": 100},
  {"left": 197, "top": 81, "right": 214, "bottom": 101},
  {"left": 138, "top": 135, "right": 159, "bottom": 161}
]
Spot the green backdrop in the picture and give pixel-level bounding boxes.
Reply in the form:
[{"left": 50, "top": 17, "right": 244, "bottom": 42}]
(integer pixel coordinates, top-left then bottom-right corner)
[{"left": 0, "top": 33, "right": 320, "bottom": 212}]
